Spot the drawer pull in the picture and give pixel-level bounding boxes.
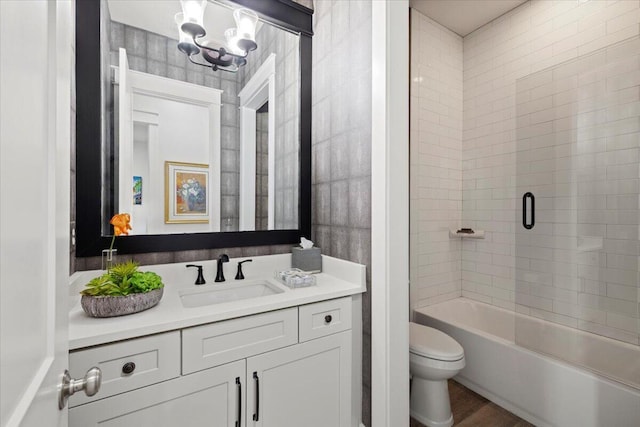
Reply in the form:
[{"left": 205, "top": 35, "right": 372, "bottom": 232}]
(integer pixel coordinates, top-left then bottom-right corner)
[
  {"left": 235, "top": 377, "right": 242, "bottom": 427},
  {"left": 253, "top": 372, "right": 260, "bottom": 421},
  {"left": 122, "top": 362, "right": 136, "bottom": 375},
  {"left": 324, "top": 315, "right": 333, "bottom": 324}
]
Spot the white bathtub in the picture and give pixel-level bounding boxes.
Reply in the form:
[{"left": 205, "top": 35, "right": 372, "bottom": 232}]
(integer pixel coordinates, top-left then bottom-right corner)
[{"left": 414, "top": 298, "right": 640, "bottom": 427}]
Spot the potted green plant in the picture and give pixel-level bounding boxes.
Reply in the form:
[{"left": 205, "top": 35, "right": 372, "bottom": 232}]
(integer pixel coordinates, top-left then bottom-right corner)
[
  {"left": 80, "top": 260, "right": 164, "bottom": 317},
  {"left": 80, "top": 213, "right": 164, "bottom": 317}
]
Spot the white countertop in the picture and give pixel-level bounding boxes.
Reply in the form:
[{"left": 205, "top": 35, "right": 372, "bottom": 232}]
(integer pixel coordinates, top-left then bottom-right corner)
[{"left": 68, "top": 254, "right": 366, "bottom": 350}]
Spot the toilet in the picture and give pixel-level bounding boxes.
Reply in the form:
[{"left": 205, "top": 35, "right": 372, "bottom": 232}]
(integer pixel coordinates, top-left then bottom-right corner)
[{"left": 410, "top": 322, "right": 465, "bottom": 427}]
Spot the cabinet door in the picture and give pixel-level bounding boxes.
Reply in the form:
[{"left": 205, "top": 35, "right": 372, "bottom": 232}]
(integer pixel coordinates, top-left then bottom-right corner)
[
  {"left": 70, "top": 359, "right": 246, "bottom": 427},
  {"left": 247, "top": 331, "right": 352, "bottom": 427}
]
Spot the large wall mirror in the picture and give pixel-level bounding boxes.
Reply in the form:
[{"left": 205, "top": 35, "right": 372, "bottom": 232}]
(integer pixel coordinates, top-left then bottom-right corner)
[{"left": 76, "top": 0, "right": 312, "bottom": 256}]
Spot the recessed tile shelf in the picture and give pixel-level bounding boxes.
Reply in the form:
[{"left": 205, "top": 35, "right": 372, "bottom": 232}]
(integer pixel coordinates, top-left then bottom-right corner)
[{"left": 449, "top": 229, "right": 485, "bottom": 239}]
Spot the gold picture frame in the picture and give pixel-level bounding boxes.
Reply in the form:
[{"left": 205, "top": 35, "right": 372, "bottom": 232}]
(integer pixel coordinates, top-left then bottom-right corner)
[{"left": 165, "top": 161, "right": 210, "bottom": 224}]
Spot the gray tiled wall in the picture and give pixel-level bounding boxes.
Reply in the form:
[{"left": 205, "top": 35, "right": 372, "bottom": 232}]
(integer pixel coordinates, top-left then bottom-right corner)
[
  {"left": 74, "top": 245, "right": 293, "bottom": 271},
  {"left": 240, "top": 23, "right": 300, "bottom": 230},
  {"left": 312, "top": 1, "right": 373, "bottom": 424},
  {"left": 256, "top": 109, "right": 269, "bottom": 230}
]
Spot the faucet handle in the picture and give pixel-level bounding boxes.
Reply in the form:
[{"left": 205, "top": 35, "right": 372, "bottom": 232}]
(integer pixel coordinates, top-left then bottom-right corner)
[
  {"left": 186, "top": 264, "right": 206, "bottom": 285},
  {"left": 215, "top": 254, "right": 230, "bottom": 282},
  {"left": 235, "top": 259, "right": 253, "bottom": 280}
]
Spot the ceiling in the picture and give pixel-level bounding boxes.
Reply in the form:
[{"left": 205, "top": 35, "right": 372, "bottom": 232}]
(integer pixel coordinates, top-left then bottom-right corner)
[
  {"left": 108, "top": 1, "right": 526, "bottom": 43},
  {"left": 410, "top": 0, "right": 528, "bottom": 37}
]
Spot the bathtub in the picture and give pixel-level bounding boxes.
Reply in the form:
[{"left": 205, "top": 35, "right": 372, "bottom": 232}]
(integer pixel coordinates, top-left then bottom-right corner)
[{"left": 414, "top": 298, "right": 640, "bottom": 427}]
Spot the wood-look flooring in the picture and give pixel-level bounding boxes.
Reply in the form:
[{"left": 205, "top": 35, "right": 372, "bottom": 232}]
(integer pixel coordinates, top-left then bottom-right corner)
[{"left": 410, "top": 380, "right": 535, "bottom": 427}]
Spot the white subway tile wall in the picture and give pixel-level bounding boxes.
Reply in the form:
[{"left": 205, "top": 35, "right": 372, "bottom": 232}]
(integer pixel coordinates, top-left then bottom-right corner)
[
  {"left": 462, "top": 0, "right": 640, "bottom": 344},
  {"left": 514, "top": 35, "right": 640, "bottom": 344},
  {"left": 410, "top": 11, "right": 464, "bottom": 310},
  {"left": 410, "top": 1, "right": 639, "bottom": 345}
]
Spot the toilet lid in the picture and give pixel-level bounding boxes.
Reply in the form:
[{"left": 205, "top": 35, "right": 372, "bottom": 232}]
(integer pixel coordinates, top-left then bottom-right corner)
[{"left": 409, "top": 322, "right": 464, "bottom": 361}]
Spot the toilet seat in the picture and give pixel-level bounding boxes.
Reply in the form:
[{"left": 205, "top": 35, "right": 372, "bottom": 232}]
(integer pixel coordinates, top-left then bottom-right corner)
[{"left": 410, "top": 322, "right": 464, "bottom": 362}]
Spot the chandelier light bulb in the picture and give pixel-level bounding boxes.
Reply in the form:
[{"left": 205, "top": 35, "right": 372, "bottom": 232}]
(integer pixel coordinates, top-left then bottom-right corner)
[
  {"left": 233, "top": 8, "right": 258, "bottom": 42},
  {"left": 224, "top": 28, "right": 243, "bottom": 55},
  {"left": 180, "top": 0, "right": 206, "bottom": 26},
  {"left": 175, "top": 12, "right": 200, "bottom": 56},
  {"left": 174, "top": 13, "right": 192, "bottom": 45}
]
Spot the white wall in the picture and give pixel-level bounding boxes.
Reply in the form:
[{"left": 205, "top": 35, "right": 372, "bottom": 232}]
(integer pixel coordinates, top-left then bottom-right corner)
[
  {"left": 410, "top": 10, "right": 463, "bottom": 310},
  {"left": 461, "top": 0, "right": 640, "bottom": 344},
  {"left": 132, "top": 123, "right": 150, "bottom": 233},
  {"left": 372, "top": 2, "right": 410, "bottom": 425}
]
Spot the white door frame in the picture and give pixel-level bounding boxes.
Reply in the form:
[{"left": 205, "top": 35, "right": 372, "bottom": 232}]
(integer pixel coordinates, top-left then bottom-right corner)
[
  {"left": 117, "top": 49, "right": 133, "bottom": 223},
  {"left": 238, "top": 53, "right": 276, "bottom": 231},
  {"left": 371, "top": 2, "right": 410, "bottom": 426}
]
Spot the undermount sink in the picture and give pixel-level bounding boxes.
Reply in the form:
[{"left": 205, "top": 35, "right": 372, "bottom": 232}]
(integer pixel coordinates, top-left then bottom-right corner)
[{"left": 179, "top": 281, "right": 284, "bottom": 308}]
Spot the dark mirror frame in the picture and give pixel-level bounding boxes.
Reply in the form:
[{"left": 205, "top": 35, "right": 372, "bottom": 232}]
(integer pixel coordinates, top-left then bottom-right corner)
[{"left": 75, "top": 0, "right": 312, "bottom": 257}]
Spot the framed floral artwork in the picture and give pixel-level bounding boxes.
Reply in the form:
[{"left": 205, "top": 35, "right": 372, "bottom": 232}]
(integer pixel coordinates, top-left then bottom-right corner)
[{"left": 165, "top": 161, "right": 209, "bottom": 224}]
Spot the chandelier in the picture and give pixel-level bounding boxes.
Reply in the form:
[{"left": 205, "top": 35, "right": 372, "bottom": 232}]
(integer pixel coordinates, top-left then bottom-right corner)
[{"left": 175, "top": 0, "right": 258, "bottom": 73}]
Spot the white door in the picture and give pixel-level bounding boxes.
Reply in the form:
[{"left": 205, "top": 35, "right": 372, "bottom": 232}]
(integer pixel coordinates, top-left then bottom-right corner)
[{"left": 0, "top": 1, "right": 72, "bottom": 426}]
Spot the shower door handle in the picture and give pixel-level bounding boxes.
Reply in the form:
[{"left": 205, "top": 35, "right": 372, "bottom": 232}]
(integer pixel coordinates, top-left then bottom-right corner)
[{"left": 523, "top": 192, "right": 535, "bottom": 230}]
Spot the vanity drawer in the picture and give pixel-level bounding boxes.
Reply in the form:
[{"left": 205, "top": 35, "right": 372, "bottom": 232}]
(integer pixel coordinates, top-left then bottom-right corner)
[
  {"left": 299, "top": 297, "right": 352, "bottom": 342},
  {"left": 182, "top": 307, "right": 298, "bottom": 374},
  {"left": 69, "top": 331, "right": 180, "bottom": 407}
]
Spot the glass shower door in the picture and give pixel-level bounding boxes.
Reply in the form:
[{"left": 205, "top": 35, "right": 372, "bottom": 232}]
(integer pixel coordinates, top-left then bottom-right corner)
[{"left": 515, "top": 36, "right": 639, "bottom": 386}]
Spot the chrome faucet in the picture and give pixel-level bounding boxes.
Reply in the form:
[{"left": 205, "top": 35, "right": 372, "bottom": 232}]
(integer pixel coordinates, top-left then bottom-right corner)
[{"left": 215, "top": 254, "right": 229, "bottom": 282}]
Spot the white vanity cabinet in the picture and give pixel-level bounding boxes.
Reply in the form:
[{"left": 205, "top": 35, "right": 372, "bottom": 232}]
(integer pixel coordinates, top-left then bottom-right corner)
[
  {"left": 69, "top": 297, "right": 353, "bottom": 427},
  {"left": 247, "top": 331, "right": 351, "bottom": 427},
  {"left": 69, "top": 359, "right": 245, "bottom": 427}
]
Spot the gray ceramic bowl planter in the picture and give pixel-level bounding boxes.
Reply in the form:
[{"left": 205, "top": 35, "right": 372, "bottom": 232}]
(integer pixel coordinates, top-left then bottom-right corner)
[{"left": 81, "top": 287, "right": 164, "bottom": 318}]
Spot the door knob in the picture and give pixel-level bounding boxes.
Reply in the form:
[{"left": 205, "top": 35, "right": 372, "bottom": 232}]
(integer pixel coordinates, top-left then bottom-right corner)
[{"left": 58, "top": 367, "right": 102, "bottom": 409}]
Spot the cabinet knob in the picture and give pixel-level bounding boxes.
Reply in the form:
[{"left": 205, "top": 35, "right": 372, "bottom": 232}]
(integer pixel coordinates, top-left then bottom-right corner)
[
  {"left": 324, "top": 315, "right": 332, "bottom": 324},
  {"left": 122, "top": 362, "right": 136, "bottom": 375}
]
